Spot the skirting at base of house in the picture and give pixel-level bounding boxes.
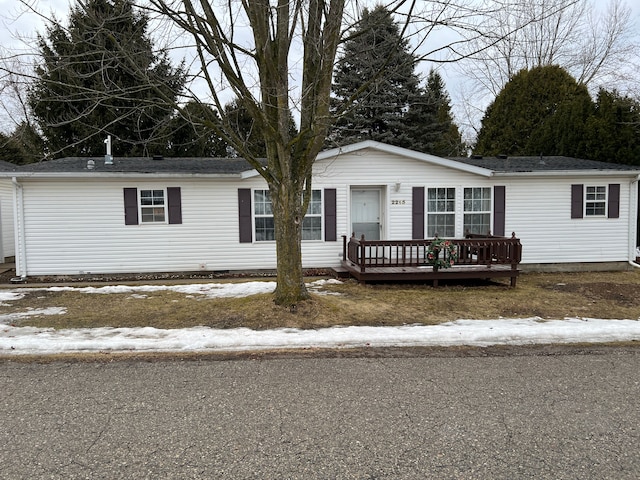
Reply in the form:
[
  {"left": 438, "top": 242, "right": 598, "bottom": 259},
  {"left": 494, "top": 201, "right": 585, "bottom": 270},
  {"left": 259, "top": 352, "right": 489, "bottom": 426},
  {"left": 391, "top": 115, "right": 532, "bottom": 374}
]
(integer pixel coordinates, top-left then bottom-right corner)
[{"left": 520, "top": 262, "right": 634, "bottom": 273}]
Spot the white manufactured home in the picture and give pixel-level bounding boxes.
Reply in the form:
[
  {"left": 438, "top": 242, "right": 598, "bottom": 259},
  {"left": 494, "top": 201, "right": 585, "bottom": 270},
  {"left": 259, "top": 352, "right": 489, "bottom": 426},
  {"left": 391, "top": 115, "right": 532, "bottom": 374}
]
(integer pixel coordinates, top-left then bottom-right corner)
[{"left": 0, "top": 141, "right": 639, "bottom": 279}]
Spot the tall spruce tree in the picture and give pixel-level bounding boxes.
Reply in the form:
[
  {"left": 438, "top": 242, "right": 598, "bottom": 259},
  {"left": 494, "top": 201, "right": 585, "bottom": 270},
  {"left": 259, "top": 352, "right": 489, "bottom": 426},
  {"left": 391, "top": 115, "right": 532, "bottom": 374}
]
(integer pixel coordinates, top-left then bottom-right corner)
[
  {"left": 0, "top": 122, "right": 44, "bottom": 164},
  {"left": 329, "top": 5, "right": 420, "bottom": 147},
  {"left": 474, "top": 66, "right": 593, "bottom": 157},
  {"left": 28, "top": 0, "right": 185, "bottom": 158},
  {"left": 223, "top": 98, "right": 300, "bottom": 158},
  {"left": 404, "top": 70, "right": 465, "bottom": 156},
  {"left": 162, "top": 101, "right": 228, "bottom": 157},
  {"left": 329, "top": 6, "right": 463, "bottom": 156}
]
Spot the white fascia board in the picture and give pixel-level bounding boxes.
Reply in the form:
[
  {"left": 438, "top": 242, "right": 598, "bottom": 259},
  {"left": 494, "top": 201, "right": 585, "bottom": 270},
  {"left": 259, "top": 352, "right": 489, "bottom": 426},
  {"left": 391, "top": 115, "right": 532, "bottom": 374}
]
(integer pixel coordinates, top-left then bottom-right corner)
[
  {"left": 241, "top": 169, "right": 261, "bottom": 179},
  {"left": 492, "top": 170, "right": 640, "bottom": 178},
  {"left": 317, "top": 140, "right": 494, "bottom": 177}
]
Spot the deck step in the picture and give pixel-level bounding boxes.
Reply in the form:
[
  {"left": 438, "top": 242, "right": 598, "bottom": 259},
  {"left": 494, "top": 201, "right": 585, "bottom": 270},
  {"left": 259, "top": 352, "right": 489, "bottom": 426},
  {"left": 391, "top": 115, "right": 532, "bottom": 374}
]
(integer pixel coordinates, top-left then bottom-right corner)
[{"left": 330, "top": 266, "right": 352, "bottom": 279}]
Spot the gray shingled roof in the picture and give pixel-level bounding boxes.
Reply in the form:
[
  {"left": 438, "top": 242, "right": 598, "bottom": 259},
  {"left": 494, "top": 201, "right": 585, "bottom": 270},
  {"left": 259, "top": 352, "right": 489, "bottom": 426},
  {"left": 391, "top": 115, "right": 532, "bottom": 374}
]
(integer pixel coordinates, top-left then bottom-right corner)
[
  {"left": 15, "top": 156, "right": 258, "bottom": 174},
  {"left": 0, "top": 160, "right": 20, "bottom": 172},
  {"left": 5, "top": 153, "right": 639, "bottom": 175},
  {"left": 450, "top": 155, "right": 640, "bottom": 172}
]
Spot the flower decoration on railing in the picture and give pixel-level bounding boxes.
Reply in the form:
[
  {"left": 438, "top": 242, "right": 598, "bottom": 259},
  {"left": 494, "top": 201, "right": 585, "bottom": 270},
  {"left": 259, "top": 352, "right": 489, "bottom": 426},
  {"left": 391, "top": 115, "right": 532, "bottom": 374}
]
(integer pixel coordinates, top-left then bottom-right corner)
[{"left": 426, "top": 236, "right": 458, "bottom": 271}]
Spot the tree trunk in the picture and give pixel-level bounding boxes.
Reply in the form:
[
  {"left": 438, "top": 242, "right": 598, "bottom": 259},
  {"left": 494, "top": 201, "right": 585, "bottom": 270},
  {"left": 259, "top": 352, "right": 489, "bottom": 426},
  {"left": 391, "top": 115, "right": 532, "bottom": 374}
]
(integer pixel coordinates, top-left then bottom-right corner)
[{"left": 271, "top": 182, "right": 310, "bottom": 306}]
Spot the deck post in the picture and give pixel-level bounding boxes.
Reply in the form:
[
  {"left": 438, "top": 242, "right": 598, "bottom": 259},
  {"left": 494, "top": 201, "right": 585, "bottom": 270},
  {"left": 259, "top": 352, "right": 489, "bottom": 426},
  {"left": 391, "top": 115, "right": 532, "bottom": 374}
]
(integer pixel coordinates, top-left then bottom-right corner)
[
  {"left": 342, "top": 235, "right": 347, "bottom": 262},
  {"left": 359, "top": 235, "right": 366, "bottom": 272}
]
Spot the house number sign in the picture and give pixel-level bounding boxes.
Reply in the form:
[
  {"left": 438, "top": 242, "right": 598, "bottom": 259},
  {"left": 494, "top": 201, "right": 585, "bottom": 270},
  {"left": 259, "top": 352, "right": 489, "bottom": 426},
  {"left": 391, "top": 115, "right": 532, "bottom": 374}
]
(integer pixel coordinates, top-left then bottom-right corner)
[{"left": 391, "top": 200, "right": 406, "bottom": 205}]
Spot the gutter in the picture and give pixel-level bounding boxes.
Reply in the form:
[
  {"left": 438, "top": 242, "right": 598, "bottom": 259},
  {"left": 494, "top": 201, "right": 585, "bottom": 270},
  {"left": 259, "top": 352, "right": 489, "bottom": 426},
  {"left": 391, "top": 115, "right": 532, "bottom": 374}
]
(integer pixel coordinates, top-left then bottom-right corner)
[
  {"left": 492, "top": 170, "right": 640, "bottom": 177},
  {"left": 11, "top": 177, "right": 27, "bottom": 282},
  {"left": 629, "top": 174, "right": 640, "bottom": 269}
]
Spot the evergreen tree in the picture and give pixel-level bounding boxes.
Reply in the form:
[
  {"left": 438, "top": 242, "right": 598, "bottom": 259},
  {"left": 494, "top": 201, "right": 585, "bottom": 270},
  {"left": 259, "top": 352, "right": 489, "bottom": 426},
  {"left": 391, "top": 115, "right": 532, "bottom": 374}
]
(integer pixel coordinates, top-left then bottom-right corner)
[
  {"left": 162, "top": 102, "right": 228, "bottom": 157},
  {"left": 585, "top": 89, "right": 640, "bottom": 165},
  {"left": 223, "top": 98, "right": 269, "bottom": 158},
  {"left": 0, "top": 122, "right": 44, "bottom": 164},
  {"left": 329, "top": 5, "right": 420, "bottom": 146},
  {"left": 329, "top": 7, "right": 464, "bottom": 156},
  {"left": 474, "top": 66, "right": 593, "bottom": 157},
  {"left": 223, "top": 98, "right": 298, "bottom": 158},
  {"left": 405, "top": 70, "right": 465, "bottom": 156},
  {"left": 28, "top": 0, "right": 185, "bottom": 158}
]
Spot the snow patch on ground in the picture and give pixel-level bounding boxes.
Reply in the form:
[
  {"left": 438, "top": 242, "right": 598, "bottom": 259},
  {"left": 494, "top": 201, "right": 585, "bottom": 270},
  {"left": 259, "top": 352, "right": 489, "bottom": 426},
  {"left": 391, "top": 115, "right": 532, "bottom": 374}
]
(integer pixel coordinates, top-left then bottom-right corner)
[{"left": 1, "top": 280, "right": 639, "bottom": 355}]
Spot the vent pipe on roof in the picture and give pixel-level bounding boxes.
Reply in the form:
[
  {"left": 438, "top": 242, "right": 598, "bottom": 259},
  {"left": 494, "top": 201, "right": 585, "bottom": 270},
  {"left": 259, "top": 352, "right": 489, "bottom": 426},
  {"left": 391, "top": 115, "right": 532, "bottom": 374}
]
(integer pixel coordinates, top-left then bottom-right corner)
[{"left": 104, "top": 135, "right": 113, "bottom": 165}]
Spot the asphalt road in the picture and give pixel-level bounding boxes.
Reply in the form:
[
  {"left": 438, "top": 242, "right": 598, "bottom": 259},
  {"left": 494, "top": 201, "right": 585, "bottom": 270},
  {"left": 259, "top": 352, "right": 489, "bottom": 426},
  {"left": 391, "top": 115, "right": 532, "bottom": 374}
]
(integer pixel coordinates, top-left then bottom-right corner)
[{"left": 1, "top": 347, "right": 639, "bottom": 479}]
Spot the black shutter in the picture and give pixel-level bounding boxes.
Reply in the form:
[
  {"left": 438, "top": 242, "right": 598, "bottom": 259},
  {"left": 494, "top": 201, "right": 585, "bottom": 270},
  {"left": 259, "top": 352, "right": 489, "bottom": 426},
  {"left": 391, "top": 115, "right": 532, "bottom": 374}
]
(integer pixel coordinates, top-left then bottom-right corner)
[
  {"left": 608, "top": 184, "right": 620, "bottom": 219},
  {"left": 123, "top": 188, "right": 138, "bottom": 225},
  {"left": 571, "top": 184, "right": 584, "bottom": 219},
  {"left": 412, "top": 187, "right": 425, "bottom": 239},
  {"left": 493, "top": 186, "right": 506, "bottom": 236},
  {"left": 324, "top": 188, "right": 337, "bottom": 241},
  {"left": 238, "top": 189, "right": 252, "bottom": 243},
  {"left": 167, "top": 187, "right": 182, "bottom": 224}
]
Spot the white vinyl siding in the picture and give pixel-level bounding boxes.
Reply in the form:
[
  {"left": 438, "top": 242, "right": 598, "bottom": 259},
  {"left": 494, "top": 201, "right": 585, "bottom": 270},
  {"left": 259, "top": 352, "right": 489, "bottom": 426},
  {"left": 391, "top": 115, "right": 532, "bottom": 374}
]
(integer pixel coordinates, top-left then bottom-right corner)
[
  {"left": 497, "top": 176, "right": 631, "bottom": 264},
  {"left": 9, "top": 146, "right": 638, "bottom": 275}
]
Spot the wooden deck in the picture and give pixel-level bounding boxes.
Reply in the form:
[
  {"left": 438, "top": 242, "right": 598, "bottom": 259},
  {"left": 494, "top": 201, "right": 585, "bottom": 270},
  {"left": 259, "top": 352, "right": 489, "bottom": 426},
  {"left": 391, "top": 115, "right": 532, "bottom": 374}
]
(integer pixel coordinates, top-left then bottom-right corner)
[{"left": 339, "top": 234, "right": 522, "bottom": 286}]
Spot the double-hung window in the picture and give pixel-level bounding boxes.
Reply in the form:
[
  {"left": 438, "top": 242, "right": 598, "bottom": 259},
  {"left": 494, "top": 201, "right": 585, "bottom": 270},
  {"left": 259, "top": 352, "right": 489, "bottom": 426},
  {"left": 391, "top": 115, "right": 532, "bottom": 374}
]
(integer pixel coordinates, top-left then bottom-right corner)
[
  {"left": 585, "top": 186, "right": 606, "bottom": 216},
  {"left": 427, "top": 188, "right": 455, "bottom": 237},
  {"left": 464, "top": 187, "right": 491, "bottom": 235},
  {"left": 254, "top": 189, "right": 323, "bottom": 241},
  {"left": 254, "top": 190, "right": 275, "bottom": 241},
  {"left": 302, "top": 190, "right": 322, "bottom": 240},
  {"left": 140, "top": 189, "right": 166, "bottom": 223}
]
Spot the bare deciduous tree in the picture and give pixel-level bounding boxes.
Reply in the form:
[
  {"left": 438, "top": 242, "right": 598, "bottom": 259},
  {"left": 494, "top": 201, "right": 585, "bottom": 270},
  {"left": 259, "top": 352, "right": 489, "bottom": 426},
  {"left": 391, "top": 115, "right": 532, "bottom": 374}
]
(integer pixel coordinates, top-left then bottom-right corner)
[
  {"left": 2, "top": 0, "right": 537, "bottom": 305},
  {"left": 142, "top": 0, "right": 525, "bottom": 305}
]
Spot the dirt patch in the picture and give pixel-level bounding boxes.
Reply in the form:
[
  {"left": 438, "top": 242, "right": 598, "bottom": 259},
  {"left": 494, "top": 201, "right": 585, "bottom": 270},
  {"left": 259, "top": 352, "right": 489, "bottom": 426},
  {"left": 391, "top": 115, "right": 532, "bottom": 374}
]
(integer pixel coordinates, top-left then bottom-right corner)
[{"left": 544, "top": 281, "right": 638, "bottom": 308}]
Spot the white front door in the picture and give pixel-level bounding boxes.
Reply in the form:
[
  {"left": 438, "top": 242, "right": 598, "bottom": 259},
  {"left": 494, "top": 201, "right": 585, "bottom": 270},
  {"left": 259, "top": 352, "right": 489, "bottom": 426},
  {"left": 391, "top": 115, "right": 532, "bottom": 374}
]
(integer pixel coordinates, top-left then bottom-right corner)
[{"left": 351, "top": 188, "right": 382, "bottom": 240}]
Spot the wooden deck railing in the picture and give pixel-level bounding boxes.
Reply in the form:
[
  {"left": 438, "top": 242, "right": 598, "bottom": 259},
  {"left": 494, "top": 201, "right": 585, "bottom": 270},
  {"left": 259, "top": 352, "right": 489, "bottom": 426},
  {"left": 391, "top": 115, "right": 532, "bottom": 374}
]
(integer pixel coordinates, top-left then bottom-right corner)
[{"left": 342, "top": 233, "right": 522, "bottom": 273}]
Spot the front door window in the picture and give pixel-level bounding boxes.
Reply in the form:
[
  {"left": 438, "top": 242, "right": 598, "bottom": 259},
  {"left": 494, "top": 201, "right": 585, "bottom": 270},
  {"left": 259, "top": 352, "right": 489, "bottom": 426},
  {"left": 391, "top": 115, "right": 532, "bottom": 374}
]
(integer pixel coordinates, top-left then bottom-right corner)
[{"left": 351, "top": 188, "right": 381, "bottom": 240}]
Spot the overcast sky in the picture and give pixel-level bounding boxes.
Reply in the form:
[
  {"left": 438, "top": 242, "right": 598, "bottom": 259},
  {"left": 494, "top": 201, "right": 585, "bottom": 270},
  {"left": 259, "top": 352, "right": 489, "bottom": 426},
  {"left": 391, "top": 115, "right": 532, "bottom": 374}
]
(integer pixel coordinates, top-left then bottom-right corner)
[{"left": 1, "top": 0, "right": 639, "bottom": 138}]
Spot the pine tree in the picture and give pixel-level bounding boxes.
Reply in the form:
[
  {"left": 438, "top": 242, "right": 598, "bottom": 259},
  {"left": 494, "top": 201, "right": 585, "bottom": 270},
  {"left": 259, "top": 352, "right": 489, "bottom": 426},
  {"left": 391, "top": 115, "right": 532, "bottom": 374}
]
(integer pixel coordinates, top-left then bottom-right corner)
[
  {"left": 0, "top": 122, "right": 44, "bottom": 164},
  {"left": 474, "top": 66, "right": 593, "bottom": 157},
  {"left": 329, "top": 7, "right": 464, "bottom": 156},
  {"left": 223, "top": 98, "right": 298, "bottom": 158},
  {"left": 329, "top": 5, "right": 420, "bottom": 146},
  {"left": 223, "top": 98, "right": 269, "bottom": 158},
  {"left": 28, "top": 0, "right": 185, "bottom": 158},
  {"left": 405, "top": 70, "right": 465, "bottom": 156},
  {"left": 162, "top": 102, "right": 228, "bottom": 157}
]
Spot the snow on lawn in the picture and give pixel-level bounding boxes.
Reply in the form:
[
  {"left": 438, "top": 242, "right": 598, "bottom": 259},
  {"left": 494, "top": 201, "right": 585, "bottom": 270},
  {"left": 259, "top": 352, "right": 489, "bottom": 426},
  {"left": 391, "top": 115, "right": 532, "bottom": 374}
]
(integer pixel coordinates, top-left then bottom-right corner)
[{"left": 0, "top": 280, "right": 639, "bottom": 355}]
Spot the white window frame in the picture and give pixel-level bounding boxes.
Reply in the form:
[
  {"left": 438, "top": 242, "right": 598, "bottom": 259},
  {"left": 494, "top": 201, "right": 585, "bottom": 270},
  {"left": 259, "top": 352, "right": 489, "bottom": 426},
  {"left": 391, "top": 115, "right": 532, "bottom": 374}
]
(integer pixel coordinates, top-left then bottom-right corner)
[
  {"left": 302, "top": 190, "right": 323, "bottom": 241},
  {"left": 254, "top": 189, "right": 275, "bottom": 241},
  {"left": 585, "top": 185, "right": 607, "bottom": 217},
  {"left": 426, "top": 187, "right": 455, "bottom": 237},
  {"left": 253, "top": 189, "right": 323, "bottom": 242},
  {"left": 463, "top": 187, "right": 492, "bottom": 235},
  {"left": 139, "top": 188, "right": 167, "bottom": 224}
]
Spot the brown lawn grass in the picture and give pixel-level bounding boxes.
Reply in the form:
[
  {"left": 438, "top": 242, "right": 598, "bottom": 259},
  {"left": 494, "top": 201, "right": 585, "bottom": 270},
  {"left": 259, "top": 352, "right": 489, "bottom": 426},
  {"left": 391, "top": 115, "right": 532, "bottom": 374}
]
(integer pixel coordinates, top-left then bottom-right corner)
[{"left": 2, "top": 270, "right": 639, "bottom": 330}]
